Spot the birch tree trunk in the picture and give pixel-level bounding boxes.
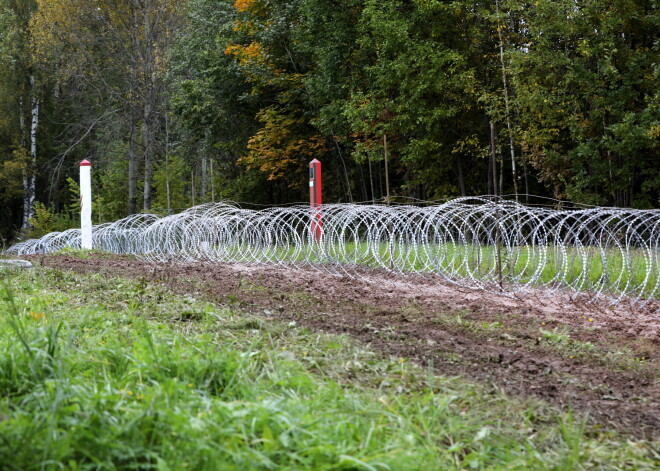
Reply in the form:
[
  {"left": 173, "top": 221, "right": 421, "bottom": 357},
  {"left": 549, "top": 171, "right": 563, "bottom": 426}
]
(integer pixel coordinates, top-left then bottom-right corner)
[
  {"left": 19, "top": 96, "right": 25, "bottom": 147},
  {"left": 20, "top": 95, "right": 28, "bottom": 230},
  {"left": 21, "top": 76, "right": 39, "bottom": 231}
]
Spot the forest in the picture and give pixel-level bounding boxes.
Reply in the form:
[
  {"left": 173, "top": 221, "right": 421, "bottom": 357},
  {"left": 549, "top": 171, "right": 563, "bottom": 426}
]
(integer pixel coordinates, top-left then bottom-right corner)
[{"left": 0, "top": 0, "right": 658, "bottom": 243}]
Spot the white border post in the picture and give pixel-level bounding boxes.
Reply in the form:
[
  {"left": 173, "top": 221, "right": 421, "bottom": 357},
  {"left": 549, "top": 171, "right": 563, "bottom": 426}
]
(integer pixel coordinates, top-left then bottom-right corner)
[{"left": 80, "top": 159, "right": 93, "bottom": 249}]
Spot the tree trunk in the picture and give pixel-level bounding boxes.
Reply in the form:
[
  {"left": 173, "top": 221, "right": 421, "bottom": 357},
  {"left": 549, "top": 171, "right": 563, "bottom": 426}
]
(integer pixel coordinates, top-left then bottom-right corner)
[
  {"left": 377, "top": 160, "right": 383, "bottom": 200},
  {"left": 367, "top": 155, "right": 375, "bottom": 203},
  {"left": 142, "top": 108, "right": 154, "bottom": 211},
  {"left": 19, "top": 96, "right": 26, "bottom": 147},
  {"left": 523, "top": 160, "right": 529, "bottom": 204},
  {"left": 164, "top": 112, "right": 171, "bottom": 214},
  {"left": 499, "top": 144, "right": 504, "bottom": 197},
  {"left": 456, "top": 155, "right": 466, "bottom": 197},
  {"left": 383, "top": 134, "right": 390, "bottom": 205},
  {"left": 330, "top": 135, "right": 353, "bottom": 203},
  {"left": 22, "top": 79, "right": 39, "bottom": 231},
  {"left": 357, "top": 162, "right": 367, "bottom": 201},
  {"left": 495, "top": 0, "right": 519, "bottom": 200},
  {"left": 141, "top": 0, "right": 157, "bottom": 212},
  {"left": 629, "top": 169, "right": 635, "bottom": 208},
  {"left": 210, "top": 158, "right": 215, "bottom": 203},
  {"left": 19, "top": 95, "right": 28, "bottom": 231},
  {"left": 191, "top": 169, "right": 195, "bottom": 206},
  {"left": 128, "top": 116, "right": 138, "bottom": 214},
  {"left": 489, "top": 121, "right": 498, "bottom": 197},
  {"left": 201, "top": 156, "right": 208, "bottom": 201}
]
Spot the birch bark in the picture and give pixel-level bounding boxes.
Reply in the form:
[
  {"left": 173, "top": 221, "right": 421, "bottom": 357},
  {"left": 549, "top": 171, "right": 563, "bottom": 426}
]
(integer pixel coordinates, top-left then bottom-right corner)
[{"left": 21, "top": 76, "right": 39, "bottom": 231}]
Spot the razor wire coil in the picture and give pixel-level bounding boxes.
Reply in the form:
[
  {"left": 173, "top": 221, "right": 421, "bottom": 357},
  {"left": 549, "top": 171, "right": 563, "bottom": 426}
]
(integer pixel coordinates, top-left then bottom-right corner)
[{"left": 5, "top": 197, "right": 660, "bottom": 306}]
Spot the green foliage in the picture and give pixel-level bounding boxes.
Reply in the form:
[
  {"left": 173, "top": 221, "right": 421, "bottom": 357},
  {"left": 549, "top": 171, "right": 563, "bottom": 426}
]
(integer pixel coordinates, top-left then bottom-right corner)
[
  {"left": 507, "top": 0, "right": 659, "bottom": 205},
  {"left": 26, "top": 202, "right": 74, "bottom": 238},
  {"left": 2, "top": 0, "right": 660, "bottom": 242},
  {"left": 168, "top": 0, "right": 264, "bottom": 202},
  {"left": 1, "top": 145, "right": 27, "bottom": 200},
  {"left": 93, "top": 142, "right": 132, "bottom": 222},
  {"left": 152, "top": 154, "right": 191, "bottom": 214},
  {"left": 0, "top": 0, "right": 40, "bottom": 238},
  {"left": 65, "top": 177, "right": 80, "bottom": 215},
  {"left": 0, "top": 5, "right": 20, "bottom": 66},
  {"left": 23, "top": 175, "right": 103, "bottom": 239}
]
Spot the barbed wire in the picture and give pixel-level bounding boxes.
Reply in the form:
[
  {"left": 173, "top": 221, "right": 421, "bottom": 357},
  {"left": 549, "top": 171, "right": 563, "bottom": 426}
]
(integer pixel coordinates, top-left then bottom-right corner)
[{"left": 5, "top": 197, "right": 660, "bottom": 307}]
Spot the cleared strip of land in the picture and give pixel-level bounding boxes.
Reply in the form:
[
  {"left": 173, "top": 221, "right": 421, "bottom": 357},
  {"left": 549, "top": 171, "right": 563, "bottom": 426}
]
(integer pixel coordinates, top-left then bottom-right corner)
[
  {"left": 32, "top": 253, "right": 660, "bottom": 439},
  {"left": 1, "top": 257, "right": 658, "bottom": 469}
]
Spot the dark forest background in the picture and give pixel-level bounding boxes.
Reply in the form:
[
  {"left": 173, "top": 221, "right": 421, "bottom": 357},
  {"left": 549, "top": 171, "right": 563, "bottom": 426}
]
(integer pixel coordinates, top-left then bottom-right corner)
[{"left": 0, "top": 0, "right": 658, "bottom": 243}]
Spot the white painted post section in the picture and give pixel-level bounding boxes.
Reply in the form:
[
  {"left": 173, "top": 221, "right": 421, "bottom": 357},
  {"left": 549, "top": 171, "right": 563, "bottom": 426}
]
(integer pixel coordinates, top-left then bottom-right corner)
[{"left": 80, "top": 159, "right": 93, "bottom": 249}]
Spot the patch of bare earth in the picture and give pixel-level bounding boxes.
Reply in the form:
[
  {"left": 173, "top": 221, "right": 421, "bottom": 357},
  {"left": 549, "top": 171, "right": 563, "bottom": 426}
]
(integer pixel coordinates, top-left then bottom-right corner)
[{"left": 34, "top": 253, "right": 659, "bottom": 439}]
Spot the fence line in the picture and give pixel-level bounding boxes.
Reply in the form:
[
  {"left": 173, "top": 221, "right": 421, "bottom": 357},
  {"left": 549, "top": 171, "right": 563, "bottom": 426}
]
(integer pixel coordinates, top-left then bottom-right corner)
[{"left": 6, "top": 197, "right": 660, "bottom": 306}]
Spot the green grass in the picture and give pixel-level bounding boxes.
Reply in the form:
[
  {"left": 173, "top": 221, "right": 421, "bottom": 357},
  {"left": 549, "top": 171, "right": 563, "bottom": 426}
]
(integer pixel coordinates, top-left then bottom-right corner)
[{"left": 0, "top": 268, "right": 657, "bottom": 470}]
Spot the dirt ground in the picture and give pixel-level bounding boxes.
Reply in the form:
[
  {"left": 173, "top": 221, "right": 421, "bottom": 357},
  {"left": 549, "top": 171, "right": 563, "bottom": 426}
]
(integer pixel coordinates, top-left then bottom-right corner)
[{"left": 31, "top": 253, "right": 660, "bottom": 439}]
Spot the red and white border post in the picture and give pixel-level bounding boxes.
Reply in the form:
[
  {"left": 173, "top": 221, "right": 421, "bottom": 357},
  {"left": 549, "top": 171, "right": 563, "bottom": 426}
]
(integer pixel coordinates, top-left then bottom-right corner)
[
  {"left": 80, "top": 159, "right": 93, "bottom": 249},
  {"left": 309, "top": 159, "right": 322, "bottom": 242}
]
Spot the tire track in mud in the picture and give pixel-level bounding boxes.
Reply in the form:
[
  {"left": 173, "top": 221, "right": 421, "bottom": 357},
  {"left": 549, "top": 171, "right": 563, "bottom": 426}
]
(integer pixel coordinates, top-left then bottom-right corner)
[{"left": 34, "top": 253, "right": 659, "bottom": 439}]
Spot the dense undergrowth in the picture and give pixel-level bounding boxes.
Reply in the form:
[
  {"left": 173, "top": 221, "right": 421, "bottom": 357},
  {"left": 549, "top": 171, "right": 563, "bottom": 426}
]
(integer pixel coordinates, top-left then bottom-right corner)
[{"left": 0, "top": 268, "right": 657, "bottom": 470}]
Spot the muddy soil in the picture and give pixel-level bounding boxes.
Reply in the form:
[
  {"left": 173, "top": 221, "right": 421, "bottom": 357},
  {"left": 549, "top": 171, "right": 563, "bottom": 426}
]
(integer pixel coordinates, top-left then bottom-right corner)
[{"left": 33, "top": 253, "right": 660, "bottom": 439}]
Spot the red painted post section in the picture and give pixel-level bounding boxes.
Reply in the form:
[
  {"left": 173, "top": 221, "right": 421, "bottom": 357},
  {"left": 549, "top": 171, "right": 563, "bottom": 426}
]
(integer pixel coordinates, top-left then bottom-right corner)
[{"left": 309, "top": 159, "right": 322, "bottom": 242}]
